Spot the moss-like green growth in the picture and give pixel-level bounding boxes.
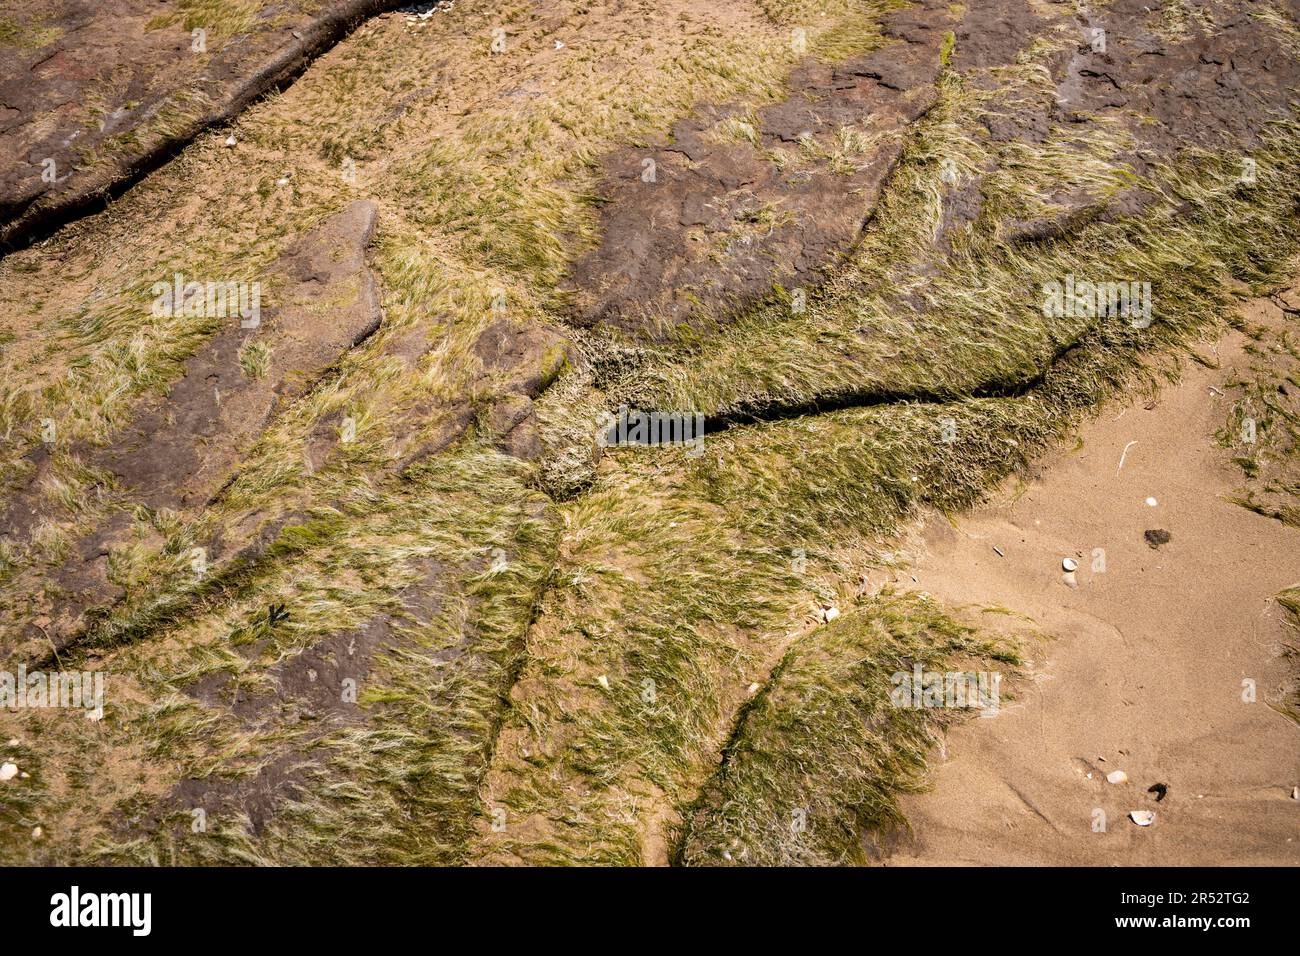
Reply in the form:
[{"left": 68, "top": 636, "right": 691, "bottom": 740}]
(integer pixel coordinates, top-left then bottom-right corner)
[
  {"left": 0, "top": 13, "right": 63, "bottom": 50},
  {"left": 675, "top": 590, "right": 1018, "bottom": 866},
  {"left": 145, "top": 0, "right": 271, "bottom": 40},
  {"left": 4, "top": 0, "right": 1300, "bottom": 869},
  {"left": 939, "top": 29, "right": 956, "bottom": 66},
  {"left": 537, "top": 344, "right": 570, "bottom": 395},
  {"left": 1218, "top": 316, "right": 1300, "bottom": 527}
]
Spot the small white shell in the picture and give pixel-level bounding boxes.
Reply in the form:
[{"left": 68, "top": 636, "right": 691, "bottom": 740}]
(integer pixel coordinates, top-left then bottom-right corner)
[
  {"left": 1062, "top": 557, "right": 1078, "bottom": 572},
  {"left": 1129, "top": 810, "right": 1156, "bottom": 826},
  {"left": 1106, "top": 770, "right": 1128, "bottom": 785}
]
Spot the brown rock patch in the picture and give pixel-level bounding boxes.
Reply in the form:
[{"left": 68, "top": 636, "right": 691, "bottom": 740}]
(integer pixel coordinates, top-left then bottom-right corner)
[
  {"left": 0, "top": 0, "right": 404, "bottom": 249},
  {"left": 564, "top": 1, "right": 959, "bottom": 337}
]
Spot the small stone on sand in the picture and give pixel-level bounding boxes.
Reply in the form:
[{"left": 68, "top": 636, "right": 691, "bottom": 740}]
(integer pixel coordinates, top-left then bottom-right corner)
[
  {"left": 1144, "top": 528, "right": 1171, "bottom": 549},
  {"left": 1106, "top": 770, "right": 1128, "bottom": 784},
  {"left": 1145, "top": 497, "right": 1158, "bottom": 507},
  {"left": 0, "top": 762, "right": 18, "bottom": 782}
]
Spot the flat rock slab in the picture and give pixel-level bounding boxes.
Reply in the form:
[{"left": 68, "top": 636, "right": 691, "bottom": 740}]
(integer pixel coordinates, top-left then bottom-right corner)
[
  {"left": 0, "top": 199, "right": 381, "bottom": 662},
  {"left": 1057, "top": 0, "right": 1300, "bottom": 154},
  {"left": 157, "top": 557, "right": 449, "bottom": 838},
  {"left": 564, "top": 0, "right": 959, "bottom": 337},
  {"left": 0, "top": 0, "right": 400, "bottom": 249},
  {"left": 102, "top": 198, "right": 381, "bottom": 511}
]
